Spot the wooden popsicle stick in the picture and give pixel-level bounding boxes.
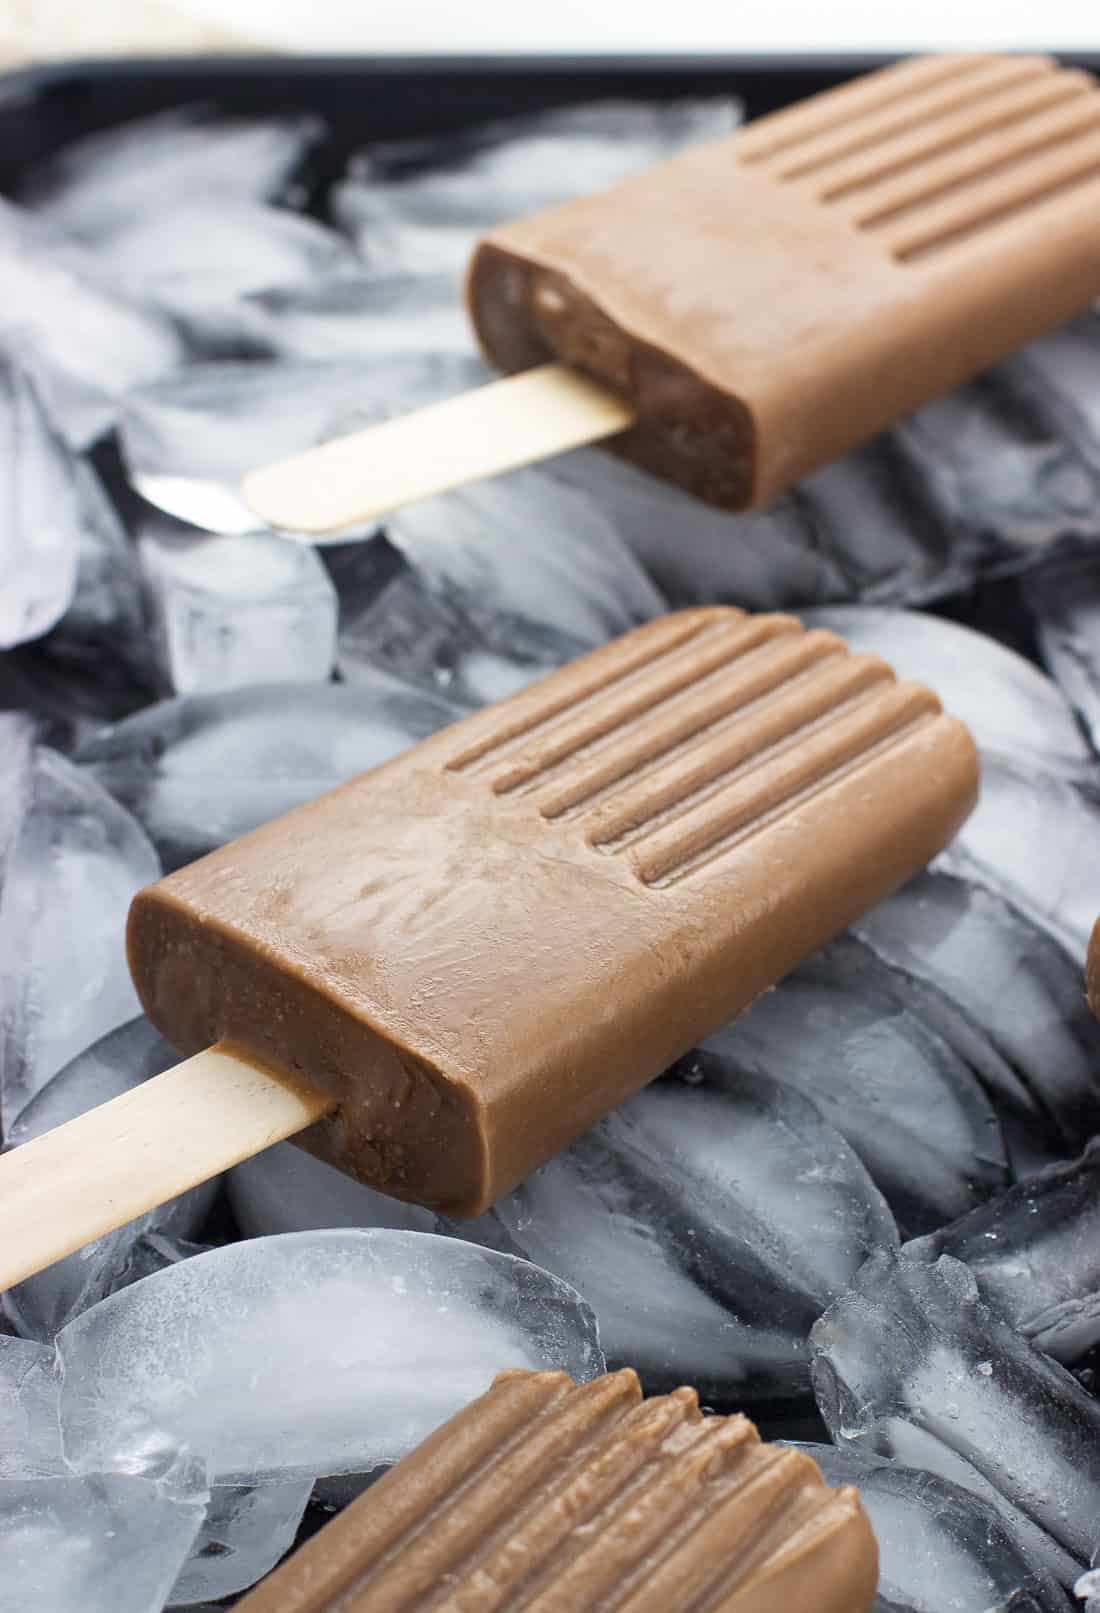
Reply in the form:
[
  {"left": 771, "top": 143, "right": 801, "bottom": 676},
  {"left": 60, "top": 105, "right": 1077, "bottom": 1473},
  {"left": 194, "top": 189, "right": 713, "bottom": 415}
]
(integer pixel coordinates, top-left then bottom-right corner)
[
  {"left": 0, "top": 1044, "right": 333, "bottom": 1294},
  {"left": 241, "top": 362, "right": 636, "bottom": 536}
]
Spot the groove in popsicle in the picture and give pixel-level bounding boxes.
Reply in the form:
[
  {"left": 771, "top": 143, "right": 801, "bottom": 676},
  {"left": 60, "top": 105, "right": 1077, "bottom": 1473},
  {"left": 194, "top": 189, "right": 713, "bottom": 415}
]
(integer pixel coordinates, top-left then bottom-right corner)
[
  {"left": 707, "top": 1484, "right": 865, "bottom": 1607},
  {"left": 626, "top": 686, "right": 939, "bottom": 886},
  {"left": 876, "top": 127, "right": 1100, "bottom": 259},
  {"left": 844, "top": 92, "right": 1100, "bottom": 226},
  {"left": 419, "top": 1388, "right": 703, "bottom": 1613},
  {"left": 445, "top": 611, "right": 718, "bottom": 774},
  {"left": 611, "top": 1448, "right": 828, "bottom": 1613},
  {"left": 347, "top": 1373, "right": 640, "bottom": 1612},
  {"left": 455, "top": 616, "right": 801, "bottom": 788},
  {"left": 770, "top": 55, "right": 1053, "bottom": 182},
  {"left": 815, "top": 69, "right": 1094, "bottom": 202},
  {"left": 511, "top": 1419, "right": 767, "bottom": 1612},
  {"left": 568, "top": 653, "right": 892, "bottom": 843},
  {"left": 735, "top": 52, "right": 998, "bottom": 166},
  {"left": 533, "top": 635, "right": 854, "bottom": 820}
]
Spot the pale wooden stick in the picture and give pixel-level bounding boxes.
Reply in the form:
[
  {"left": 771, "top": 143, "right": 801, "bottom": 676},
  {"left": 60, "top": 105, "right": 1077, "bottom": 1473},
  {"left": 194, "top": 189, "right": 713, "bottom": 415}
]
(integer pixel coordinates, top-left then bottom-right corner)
[
  {"left": 241, "top": 362, "right": 635, "bottom": 535},
  {"left": 0, "top": 1045, "right": 333, "bottom": 1293}
]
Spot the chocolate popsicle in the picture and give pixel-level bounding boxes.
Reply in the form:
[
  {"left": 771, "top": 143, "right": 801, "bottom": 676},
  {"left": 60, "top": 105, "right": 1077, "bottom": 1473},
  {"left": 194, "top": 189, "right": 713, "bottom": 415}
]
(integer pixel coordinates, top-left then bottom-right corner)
[
  {"left": 235, "top": 1368, "right": 878, "bottom": 1613},
  {"left": 468, "top": 52, "right": 1100, "bottom": 511},
  {"left": 128, "top": 607, "right": 978, "bottom": 1218}
]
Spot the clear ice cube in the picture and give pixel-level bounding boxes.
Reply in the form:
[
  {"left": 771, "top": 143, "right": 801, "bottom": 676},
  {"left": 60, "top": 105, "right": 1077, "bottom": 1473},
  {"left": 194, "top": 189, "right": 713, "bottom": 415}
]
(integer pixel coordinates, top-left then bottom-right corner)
[
  {"left": 0, "top": 353, "right": 82, "bottom": 649},
  {"left": 3, "top": 1017, "right": 216, "bottom": 1341},
  {"left": 168, "top": 1479, "right": 312, "bottom": 1607},
  {"left": 0, "top": 1475, "right": 204, "bottom": 1613},
  {"left": 0, "top": 203, "right": 184, "bottom": 450},
  {"left": 22, "top": 107, "right": 322, "bottom": 241},
  {"left": 704, "top": 933, "right": 1008, "bottom": 1238},
  {"left": 909, "top": 1141, "right": 1100, "bottom": 1366},
  {"left": 851, "top": 870, "right": 1100, "bottom": 1169},
  {"left": 0, "top": 739, "right": 160, "bottom": 1133},
  {"left": 386, "top": 467, "right": 667, "bottom": 646},
  {"left": 1024, "top": 541, "right": 1100, "bottom": 755},
  {"left": 449, "top": 1056, "right": 897, "bottom": 1405},
  {"left": 138, "top": 523, "right": 338, "bottom": 695},
  {"left": 999, "top": 312, "right": 1100, "bottom": 479},
  {"left": 246, "top": 273, "right": 477, "bottom": 362},
  {"left": 77, "top": 671, "right": 466, "bottom": 870},
  {"left": 800, "top": 1442, "right": 1067, "bottom": 1613},
  {"left": 811, "top": 1250, "right": 1100, "bottom": 1586},
  {"left": 57, "top": 1229, "right": 604, "bottom": 1484},
  {"left": 0, "top": 1335, "right": 63, "bottom": 1478},
  {"left": 336, "top": 546, "right": 589, "bottom": 706},
  {"left": 230, "top": 1142, "right": 436, "bottom": 1240}
]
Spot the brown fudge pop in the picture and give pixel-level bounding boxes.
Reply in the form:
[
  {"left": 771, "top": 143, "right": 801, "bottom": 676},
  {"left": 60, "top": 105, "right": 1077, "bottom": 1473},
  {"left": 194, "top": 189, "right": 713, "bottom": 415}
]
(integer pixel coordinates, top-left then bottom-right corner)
[
  {"left": 469, "top": 53, "right": 1100, "bottom": 511},
  {"left": 235, "top": 1369, "right": 878, "bottom": 1612},
  {"left": 128, "top": 607, "right": 978, "bottom": 1217}
]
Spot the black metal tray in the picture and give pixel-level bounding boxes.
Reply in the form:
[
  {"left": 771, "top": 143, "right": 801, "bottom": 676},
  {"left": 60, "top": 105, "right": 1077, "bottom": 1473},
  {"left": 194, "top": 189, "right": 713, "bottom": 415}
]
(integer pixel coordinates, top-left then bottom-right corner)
[{"left": 0, "top": 48, "right": 1092, "bottom": 198}]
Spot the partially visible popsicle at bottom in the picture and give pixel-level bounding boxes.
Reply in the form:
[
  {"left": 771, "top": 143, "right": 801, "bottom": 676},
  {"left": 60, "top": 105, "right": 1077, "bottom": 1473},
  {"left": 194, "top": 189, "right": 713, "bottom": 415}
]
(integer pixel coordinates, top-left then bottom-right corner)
[{"left": 235, "top": 1368, "right": 879, "bottom": 1613}]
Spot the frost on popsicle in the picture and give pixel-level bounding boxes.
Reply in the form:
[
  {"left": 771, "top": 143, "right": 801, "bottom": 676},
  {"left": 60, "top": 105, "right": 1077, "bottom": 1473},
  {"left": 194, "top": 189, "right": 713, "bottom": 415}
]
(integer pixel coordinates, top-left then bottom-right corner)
[{"left": 57, "top": 1230, "right": 604, "bottom": 1485}]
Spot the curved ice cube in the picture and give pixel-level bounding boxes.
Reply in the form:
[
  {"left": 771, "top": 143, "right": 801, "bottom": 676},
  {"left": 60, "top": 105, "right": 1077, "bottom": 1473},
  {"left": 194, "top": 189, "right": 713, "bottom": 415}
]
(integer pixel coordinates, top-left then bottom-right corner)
[
  {"left": 450, "top": 1056, "right": 898, "bottom": 1405},
  {"left": 798, "top": 1442, "right": 1067, "bottom": 1613},
  {"left": 57, "top": 1229, "right": 604, "bottom": 1484},
  {"left": 0, "top": 741, "right": 160, "bottom": 1133},
  {"left": 705, "top": 933, "right": 1008, "bottom": 1237},
  {"left": 909, "top": 1141, "right": 1100, "bottom": 1365},
  {"left": 811, "top": 1251, "right": 1100, "bottom": 1587}
]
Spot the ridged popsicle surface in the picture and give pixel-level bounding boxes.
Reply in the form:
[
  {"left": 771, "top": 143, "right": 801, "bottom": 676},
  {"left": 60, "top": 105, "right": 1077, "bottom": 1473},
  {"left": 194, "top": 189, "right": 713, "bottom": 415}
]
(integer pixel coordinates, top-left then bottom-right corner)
[{"left": 235, "top": 1370, "right": 878, "bottom": 1612}]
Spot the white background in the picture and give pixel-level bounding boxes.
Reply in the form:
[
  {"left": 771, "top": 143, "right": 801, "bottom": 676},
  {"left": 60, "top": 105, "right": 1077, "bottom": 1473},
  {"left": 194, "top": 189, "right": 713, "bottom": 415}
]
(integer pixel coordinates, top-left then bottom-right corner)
[{"left": 173, "top": 0, "right": 1100, "bottom": 55}]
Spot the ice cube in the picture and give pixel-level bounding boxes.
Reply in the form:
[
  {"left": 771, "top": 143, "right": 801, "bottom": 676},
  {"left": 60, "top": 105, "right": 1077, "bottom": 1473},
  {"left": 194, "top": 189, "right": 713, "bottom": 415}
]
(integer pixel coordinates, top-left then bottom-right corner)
[
  {"left": 386, "top": 467, "right": 667, "bottom": 646},
  {"left": 811, "top": 1251, "right": 1100, "bottom": 1586},
  {"left": 894, "top": 374, "right": 1098, "bottom": 553},
  {"left": 81, "top": 200, "right": 363, "bottom": 351},
  {"left": 3, "top": 1017, "right": 217, "bottom": 1341},
  {"left": 0, "top": 740, "right": 160, "bottom": 1133},
  {"left": 1024, "top": 541, "right": 1100, "bottom": 755},
  {"left": 941, "top": 750, "right": 1100, "bottom": 957},
  {"left": 0, "top": 1335, "right": 63, "bottom": 1478},
  {"left": 337, "top": 549, "right": 589, "bottom": 706},
  {"left": 230, "top": 1142, "right": 436, "bottom": 1240},
  {"left": 0, "top": 208, "right": 184, "bottom": 450},
  {"left": 120, "top": 352, "right": 484, "bottom": 534},
  {"left": 57, "top": 1229, "right": 604, "bottom": 1484},
  {"left": 799, "top": 1442, "right": 1068, "bottom": 1613},
  {"left": 168, "top": 1479, "right": 312, "bottom": 1607},
  {"left": 851, "top": 870, "right": 1100, "bottom": 1169},
  {"left": 22, "top": 107, "right": 322, "bottom": 241},
  {"left": 449, "top": 1056, "right": 897, "bottom": 1406},
  {"left": 802, "top": 605, "right": 1092, "bottom": 775},
  {"left": 909, "top": 1141, "right": 1100, "bottom": 1366},
  {"left": 548, "top": 449, "right": 850, "bottom": 611},
  {"left": 0, "top": 1475, "right": 204, "bottom": 1613},
  {"left": 77, "top": 671, "right": 467, "bottom": 870},
  {"left": 138, "top": 523, "right": 338, "bottom": 695},
  {"left": 0, "top": 353, "right": 82, "bottom": 649},
  {"left": 704, "top": 934, "right": 1009, "bottom": 1238},
  {"left": 245, "top": 272, "right": 477, "bottom": 361},
  {"left": 334, "top": 96, "right": 740, "bottom": 276},
  {"left": 46, "top": 460, "right": 148, "bottom": 679},
  {"left": 999, "top": 312, "right": 1100, "bottom": 477}
]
